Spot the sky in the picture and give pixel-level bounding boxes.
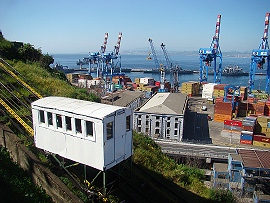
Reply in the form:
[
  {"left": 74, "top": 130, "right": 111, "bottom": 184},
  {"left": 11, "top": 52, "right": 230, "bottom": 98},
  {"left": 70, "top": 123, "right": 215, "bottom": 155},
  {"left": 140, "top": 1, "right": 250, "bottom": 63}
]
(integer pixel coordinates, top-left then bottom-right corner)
[{"left": 0, "top": 0, "right": 269, "bottom": 54}]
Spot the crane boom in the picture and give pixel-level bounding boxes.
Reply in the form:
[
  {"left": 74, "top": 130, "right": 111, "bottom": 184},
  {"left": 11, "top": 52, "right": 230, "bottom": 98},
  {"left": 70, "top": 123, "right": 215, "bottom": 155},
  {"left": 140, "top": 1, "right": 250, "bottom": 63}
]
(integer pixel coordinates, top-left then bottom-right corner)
[
  {"left": 261, "top": 13, "right": 269, "bottom": 50},
  {"left": 199, "top": 15, "right": 222, "bottom": 84},
  {"left": 114, "top": 32, "right": 122, "bottom": 55},
  {"left": 148, "top": 38, "right": 160, "bottom": 70},
  {"left": 100, "top": 33, "right": 108, "bottom": 54},
  {"left": 160, "top": 43, "right": 172, "bottom": 70},
  {"left": 213, "top": 15, "right": 221, "bottom": 49}
]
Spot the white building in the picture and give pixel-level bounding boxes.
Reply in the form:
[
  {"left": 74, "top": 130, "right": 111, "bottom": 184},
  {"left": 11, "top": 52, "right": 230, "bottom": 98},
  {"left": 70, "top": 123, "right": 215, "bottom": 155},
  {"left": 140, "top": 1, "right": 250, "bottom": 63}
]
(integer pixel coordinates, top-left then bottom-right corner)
[
  {"left": 32, "top": 96, "right": 133, "bottom": 171},
  {"left": 134, "top": 92, "right": 188, "bottom": 141}
]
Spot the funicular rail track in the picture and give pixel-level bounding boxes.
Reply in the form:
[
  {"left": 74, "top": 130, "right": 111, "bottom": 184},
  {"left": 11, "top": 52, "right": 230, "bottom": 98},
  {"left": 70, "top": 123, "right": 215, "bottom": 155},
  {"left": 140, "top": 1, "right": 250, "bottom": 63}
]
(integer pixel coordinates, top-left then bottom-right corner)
[{"left": 0, "top": 59, "right": 109, "bottom": 201}]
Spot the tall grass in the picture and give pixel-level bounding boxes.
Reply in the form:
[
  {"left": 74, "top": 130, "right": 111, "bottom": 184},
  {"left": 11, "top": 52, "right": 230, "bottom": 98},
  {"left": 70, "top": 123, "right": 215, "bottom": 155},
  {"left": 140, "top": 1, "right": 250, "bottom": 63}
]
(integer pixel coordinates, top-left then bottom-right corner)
[{"left": 8, "top": 60, "right": 100, "bottom": 102}]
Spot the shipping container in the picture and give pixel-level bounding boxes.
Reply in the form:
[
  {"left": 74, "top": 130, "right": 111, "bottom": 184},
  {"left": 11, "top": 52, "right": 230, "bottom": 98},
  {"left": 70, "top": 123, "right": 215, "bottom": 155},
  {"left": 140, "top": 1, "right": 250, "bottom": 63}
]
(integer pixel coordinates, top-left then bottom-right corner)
[
  {"left": 252, "top": 140, "right": 270, "bottom": 148},
  {"left": 241, "top": 134, "right": 253, "bottom": 141},
  {"left": 242, "top": 125, "right": 254, "bottom": 132},
  {"left": 240, "top": 139, "right": 252, "bottom": 145}
]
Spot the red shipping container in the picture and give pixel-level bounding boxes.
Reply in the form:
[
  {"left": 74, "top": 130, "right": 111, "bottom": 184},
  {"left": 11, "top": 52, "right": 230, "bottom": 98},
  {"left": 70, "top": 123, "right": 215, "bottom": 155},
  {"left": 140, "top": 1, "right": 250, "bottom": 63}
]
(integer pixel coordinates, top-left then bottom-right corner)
[
  {"left": 240, "top": 139, "right": 252, "bottom": 145},
  {"left": 233, "top": 120, "right": 242, "bottom": 127},
  {"left": 242, "top": 125, "right": 254, "bottom": 132},
  {"left": 224, "top": 119, "right": 233, "bottom": 126},
  {"left": 215, "top": 97, "right": 224, "bottom": 102},
  {"left": 253, "top": 135, "right": 270, "bottom": 143}
]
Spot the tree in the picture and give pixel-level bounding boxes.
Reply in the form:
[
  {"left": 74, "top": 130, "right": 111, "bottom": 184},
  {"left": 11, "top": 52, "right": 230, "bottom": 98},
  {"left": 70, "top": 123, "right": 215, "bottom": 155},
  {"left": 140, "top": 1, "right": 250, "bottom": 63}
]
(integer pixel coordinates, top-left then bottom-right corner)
[
  {"left": 40, "top": 53, "right": 54, "bottom": 68},
  {"left": 18, "top": 43, "right": 42, "bottom": 63}
]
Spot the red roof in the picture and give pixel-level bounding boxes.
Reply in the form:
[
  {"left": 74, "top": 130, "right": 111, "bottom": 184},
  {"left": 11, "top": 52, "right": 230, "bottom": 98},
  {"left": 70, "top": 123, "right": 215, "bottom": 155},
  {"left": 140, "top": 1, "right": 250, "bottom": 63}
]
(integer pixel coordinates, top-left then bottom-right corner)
[{"left": 238, "top": 149, "right": 270, "bottom": 169}]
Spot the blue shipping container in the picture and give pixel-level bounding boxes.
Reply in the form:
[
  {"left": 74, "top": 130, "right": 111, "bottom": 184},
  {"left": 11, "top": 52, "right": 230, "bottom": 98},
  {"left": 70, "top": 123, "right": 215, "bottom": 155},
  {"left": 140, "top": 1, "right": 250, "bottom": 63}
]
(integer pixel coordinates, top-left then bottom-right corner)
[{"left": 241, "top": 134, "right": 253, "bottom": 141}]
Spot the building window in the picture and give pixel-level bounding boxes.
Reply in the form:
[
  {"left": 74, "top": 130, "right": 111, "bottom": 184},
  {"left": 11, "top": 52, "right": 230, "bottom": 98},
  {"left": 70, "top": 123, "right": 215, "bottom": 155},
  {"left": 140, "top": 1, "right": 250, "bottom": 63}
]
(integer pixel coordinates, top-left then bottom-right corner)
[
  {"left": 126, "top": 115, "right": 131, "bottom": 131},
  {"left": 106, "top": 122, "right": 113, "bottom": 140},
  {"left": 39, "top": 110, "right": 45, "bottom": 123},
  {"left": 138, "top": 115, "right": 142, "bottom": 118},
  {"left": 156, "top": 116, "right": 160, "bottom": 120},
  {"left": 66, "top": 116, "right": 72, "bottom": 131},
  {"left": 175, "top": 123, "right": 179, "bottom": 128},
  {"left": 167, "top": 122, "right": 170, "bottom": 127},
  {"left": 167, "top": 117, "right": 170, "bottom": 120},
  {"left": 174, "top": 130, "right": 178, "bottom": 136},
  {"left": 155, "top": 129, "right": 160, "bottom": 134},
  {"left": 47, "top": 112, "right": 53, "bottom": 126},
  {"left": 56, "top": 114, "right": 62, "bottom": 129},
  {"left": 167, "top": 129, "right": 170, "bottom": 135},
  {"left": 156, "top": 121, "right": 160, "bottom": 127},
  {"left": 86, "top": 121, "right": 93, "bottom": 137},
  {"left": 175, "top": 117, "right": 178, "bottom": 121},
  {"left": 138, "top": 120, "right": 142, "bottom": 125},
  {"left": 146, "top": 120, "right": 149, "bottom": 126},
  {"left": 138, "top": 127, "right": 141, "bottom": 132},
  {"left": 75, "top": 118, "right": 82, "bottom": 134},
  {"left": 146, "top": 128, "right": 149, "bottom": 133},
  {"left": 146, "top": 115, "right": 149, "bottom": 119}
]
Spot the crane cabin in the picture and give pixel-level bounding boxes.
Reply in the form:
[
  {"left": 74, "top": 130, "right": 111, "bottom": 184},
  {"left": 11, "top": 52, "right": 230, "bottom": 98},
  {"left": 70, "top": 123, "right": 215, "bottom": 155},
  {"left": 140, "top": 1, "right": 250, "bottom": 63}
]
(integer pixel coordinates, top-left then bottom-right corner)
[{"left": 31, "top": 96, "right": 133, "bottom": 171}]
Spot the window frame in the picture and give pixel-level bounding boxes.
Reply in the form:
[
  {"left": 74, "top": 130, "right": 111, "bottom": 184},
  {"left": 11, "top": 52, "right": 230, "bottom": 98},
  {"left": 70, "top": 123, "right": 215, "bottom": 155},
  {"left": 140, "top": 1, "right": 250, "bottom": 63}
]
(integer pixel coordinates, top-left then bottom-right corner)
[
  {"left": 56, "top": 114, "right": 63, "bottom": 129},
  {"left": 126, "top": 115, "right": 131, "bottom": 132},
  {"left": 39, "top": 110, "right": 45, "bottom": 124},
  {"left": 47, "top": 112, "right": 53, "bottom": 126},
  {"left": 106, "top": 121, "right": 113, "bottom": 140}
]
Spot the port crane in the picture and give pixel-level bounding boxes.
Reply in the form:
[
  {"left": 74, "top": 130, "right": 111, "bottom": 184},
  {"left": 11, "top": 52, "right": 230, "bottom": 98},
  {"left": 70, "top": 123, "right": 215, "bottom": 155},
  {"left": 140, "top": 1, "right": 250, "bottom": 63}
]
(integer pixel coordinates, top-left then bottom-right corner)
[
  {"left": 199, "top": 15, "right": 222, "bottom": 84},
  {"left": 160, "top": 43, "right": 179, "bottom": 92},
  {"left": 148, "top": 38, "right": 166, "bottom": 91},
  {"left": 249, "top": 13, "right": 270, "bottom": 93}
]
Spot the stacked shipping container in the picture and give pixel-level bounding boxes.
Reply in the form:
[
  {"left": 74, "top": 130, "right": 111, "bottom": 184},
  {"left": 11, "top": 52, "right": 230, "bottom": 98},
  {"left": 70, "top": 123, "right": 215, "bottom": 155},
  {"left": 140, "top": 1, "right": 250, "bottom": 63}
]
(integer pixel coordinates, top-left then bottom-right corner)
[
  {"left": 223, "top": 120, "right": 242, "bottom": 132},
  {"left": 253, "top": 116, "right": 270, "bottom": 148},
  {"left": 214, "top": 102, "right": 233, "bottom": 122},
  {"left": 181, "top": 81, "right": 200, "bottom": 96},
  {"left": 240, "top": 117, "right": 257, "bottom": 145},
  {"left": 213, "top": 84, "right": 226, "bottom": 98},
  {"left": 202, "top": 83, "right": 216, "bottom": 99}
]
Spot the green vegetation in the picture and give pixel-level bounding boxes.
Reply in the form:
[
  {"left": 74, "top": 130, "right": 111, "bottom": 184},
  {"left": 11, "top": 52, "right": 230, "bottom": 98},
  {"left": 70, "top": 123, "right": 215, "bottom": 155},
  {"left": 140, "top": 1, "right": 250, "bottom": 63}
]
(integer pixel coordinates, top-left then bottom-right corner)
[
  {"left": 0, "top": 147, "right": 53, "bottom": 203},
  {"left": 133, "top": 131, "right": 236, "bottom": 202},
  {"left": 0, "top": 31, "right": 100, "bottom": 102}
]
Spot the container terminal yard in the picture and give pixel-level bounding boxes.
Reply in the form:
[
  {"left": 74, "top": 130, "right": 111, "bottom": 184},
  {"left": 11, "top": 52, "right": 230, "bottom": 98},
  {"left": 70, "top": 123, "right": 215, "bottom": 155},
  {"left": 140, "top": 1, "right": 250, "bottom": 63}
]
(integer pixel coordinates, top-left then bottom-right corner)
[{"left": 0, "top": 13, "right": 270, "bottom": 202}]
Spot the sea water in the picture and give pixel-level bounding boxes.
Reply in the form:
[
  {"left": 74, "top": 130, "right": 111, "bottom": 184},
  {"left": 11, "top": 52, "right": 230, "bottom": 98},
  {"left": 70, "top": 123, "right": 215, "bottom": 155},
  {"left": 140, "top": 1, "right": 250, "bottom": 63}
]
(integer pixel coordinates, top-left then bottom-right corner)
[{"left": 52, "top": 53, "right": 267, "bottom": 91}]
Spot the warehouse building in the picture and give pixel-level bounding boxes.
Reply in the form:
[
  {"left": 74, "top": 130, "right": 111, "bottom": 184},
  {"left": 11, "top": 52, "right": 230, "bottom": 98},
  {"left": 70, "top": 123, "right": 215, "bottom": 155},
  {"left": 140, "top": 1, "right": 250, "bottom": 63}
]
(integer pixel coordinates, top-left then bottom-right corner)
[
  {"left": 133, "top": 92, "right": 188, "bottom": 141},
  {"left": 102, "top": 90, "right": 147, "bottom": 111}
]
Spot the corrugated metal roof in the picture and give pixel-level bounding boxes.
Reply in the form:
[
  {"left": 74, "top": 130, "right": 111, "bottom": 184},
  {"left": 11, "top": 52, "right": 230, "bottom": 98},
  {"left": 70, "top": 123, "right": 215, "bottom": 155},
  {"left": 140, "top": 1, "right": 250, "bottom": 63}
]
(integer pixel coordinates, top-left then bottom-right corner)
[
  {"left": 214, "top": 163, "right": 228, "bottom": 173},
  {"left": 139, "top": 93, "right": 188, "bottom": 115},
  {"left": 113, "top": 91, "right": 145, "bottom": 107},
  {"left": 238, "top": 149, "right": 270, "bottom": 169},
  {"left": 32, "top": 96, "right": 124, "bottom": 119}
]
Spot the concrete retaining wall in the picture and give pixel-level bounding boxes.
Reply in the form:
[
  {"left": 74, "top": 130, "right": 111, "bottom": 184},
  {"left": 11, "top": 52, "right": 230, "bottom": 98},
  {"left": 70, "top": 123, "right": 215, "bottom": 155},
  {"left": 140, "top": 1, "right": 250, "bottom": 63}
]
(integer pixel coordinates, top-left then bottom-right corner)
[{"left": 0, "top": 124, "right": 83, "bottom": 203}]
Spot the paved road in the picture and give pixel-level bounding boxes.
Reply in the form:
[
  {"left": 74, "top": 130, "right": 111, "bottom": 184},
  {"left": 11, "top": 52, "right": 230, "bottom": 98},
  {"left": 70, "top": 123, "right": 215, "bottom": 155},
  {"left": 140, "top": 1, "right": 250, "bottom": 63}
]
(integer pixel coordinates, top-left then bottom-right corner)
[{"left": 156, "top": 140, "right": 237, "bottom": 160}]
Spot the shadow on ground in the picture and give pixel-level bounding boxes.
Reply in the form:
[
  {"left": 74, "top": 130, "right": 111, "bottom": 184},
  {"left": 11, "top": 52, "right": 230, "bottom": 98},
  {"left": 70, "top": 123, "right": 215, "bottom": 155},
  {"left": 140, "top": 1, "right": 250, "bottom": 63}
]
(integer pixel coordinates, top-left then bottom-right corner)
[{"left": 183, "top": 111, "right": 212, "bottom": 144}]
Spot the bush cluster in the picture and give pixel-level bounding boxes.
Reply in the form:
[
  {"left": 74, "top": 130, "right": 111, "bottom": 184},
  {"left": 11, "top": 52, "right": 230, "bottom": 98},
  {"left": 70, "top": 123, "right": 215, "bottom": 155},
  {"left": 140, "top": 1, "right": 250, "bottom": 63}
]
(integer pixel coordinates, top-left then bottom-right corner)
[{"left": 0, "top": 31, "right": 54, "bottom": 69}]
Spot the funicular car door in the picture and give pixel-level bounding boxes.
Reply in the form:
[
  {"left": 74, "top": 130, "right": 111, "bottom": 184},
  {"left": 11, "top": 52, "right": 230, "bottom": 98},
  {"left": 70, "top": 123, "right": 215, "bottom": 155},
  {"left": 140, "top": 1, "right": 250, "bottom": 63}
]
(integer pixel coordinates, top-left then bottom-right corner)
[
  {"left": 104, "top": 114, "right": 115, "bottom": 166},
  {"left": 114, "top": 109, "right": 126, "bottom": 160}
]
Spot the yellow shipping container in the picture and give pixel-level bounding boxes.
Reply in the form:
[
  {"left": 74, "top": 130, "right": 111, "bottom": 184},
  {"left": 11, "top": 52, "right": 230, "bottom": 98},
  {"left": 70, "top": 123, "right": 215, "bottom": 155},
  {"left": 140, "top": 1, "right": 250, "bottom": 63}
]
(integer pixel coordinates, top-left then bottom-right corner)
[
  {"left": 252, "top": 141, "right": 270, "bottom": 148},
  {"left": 135, "top": 78, "right": 140, "bottom": 84},
  {"left": 257, "top": 116, "right": 270, "bottom": 123}
]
